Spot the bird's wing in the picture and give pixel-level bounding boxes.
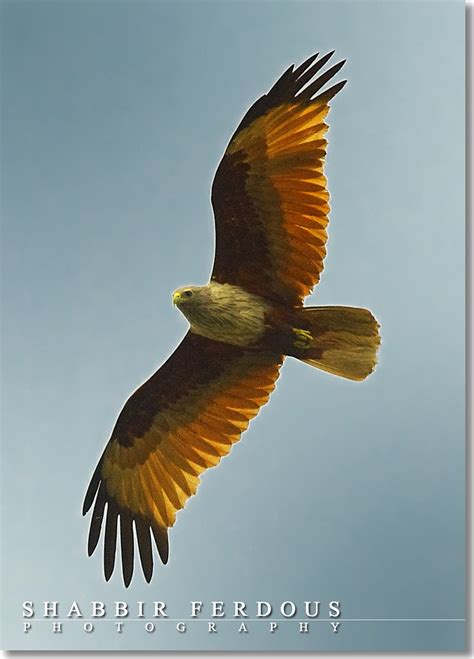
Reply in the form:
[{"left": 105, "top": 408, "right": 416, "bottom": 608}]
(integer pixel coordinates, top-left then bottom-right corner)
[
  {"left": 83, "top": 331, "right": 283, "bottom": 586},
  {"left": 211, "top": 52, "right": 346, "bottom": 306}
]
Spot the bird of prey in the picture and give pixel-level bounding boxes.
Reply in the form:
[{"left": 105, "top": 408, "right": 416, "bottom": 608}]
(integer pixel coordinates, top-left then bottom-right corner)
[{"left": 83, "top": 51, "right": 381, "bottom": 587}]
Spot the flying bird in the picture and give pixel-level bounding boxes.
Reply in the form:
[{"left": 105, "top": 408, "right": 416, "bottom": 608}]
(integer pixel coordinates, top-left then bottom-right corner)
[{"left": 83, "top": 52, "right": 381, "bottom": 587}]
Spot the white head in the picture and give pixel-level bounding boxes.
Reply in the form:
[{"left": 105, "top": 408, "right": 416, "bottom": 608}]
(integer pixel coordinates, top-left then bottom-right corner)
[
  {"left": 171, "top": 281, "right": 269, "bottom": 347},
  {"left": 172, "top": 285, "right": 210, "bottom": 322}
]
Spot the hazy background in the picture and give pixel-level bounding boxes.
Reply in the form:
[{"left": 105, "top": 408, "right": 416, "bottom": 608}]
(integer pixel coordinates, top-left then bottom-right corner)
[{"left": 1, "top": 0, "right": 465, "bottom": 651}]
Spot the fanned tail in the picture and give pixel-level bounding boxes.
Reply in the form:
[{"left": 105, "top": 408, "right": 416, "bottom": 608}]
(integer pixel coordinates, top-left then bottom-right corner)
[{"left": 291, "top": 306, "right": 381, "bottom": 381}]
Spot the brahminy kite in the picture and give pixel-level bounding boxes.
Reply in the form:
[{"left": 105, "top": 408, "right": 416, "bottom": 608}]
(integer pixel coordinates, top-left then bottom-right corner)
[{"left": 83, "top": 52, "right": 381, "bottom": 586}]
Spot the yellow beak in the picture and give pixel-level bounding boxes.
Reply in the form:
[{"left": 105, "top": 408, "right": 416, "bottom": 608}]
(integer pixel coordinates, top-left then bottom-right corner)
[{"left": 172, "top": 291, "right": 181, "bottom": 305}]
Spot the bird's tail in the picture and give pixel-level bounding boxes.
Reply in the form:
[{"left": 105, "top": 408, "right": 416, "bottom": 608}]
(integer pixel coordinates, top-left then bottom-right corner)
[{"left": 290, "top": 306, "right": 381, "bottom": 381}]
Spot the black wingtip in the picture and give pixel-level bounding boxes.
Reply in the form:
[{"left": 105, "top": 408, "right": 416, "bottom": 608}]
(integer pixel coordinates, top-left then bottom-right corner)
[
  {"left": 87, "top": 482, "right": 106, "bottom": 556},
  {"left": 314, "top": 78, "right": 348, "bottom": 105},
  {"left": 152, "top": 525, "right": 169, "bottom": 565},
  {"left": 293, "top": 53, "right": 319, "bottom": 78},
  {"left": 82, "top": 478, "right": 99, "bottom": 516},
  {"left": 103, "top": 504, "right": 118, "bottom": 582},
  {"left": 311, "top": 50, "right": 335, "bottom": 72},
  {"left": 136, "top": 519, "right": 154, "bottom": 582},
  {"left": 144, "top": 567, "right": 153, "bottom": 583},
  {"left": 298, "top": 58, "right": 346, "bottom": 101},
  {"left": 230, "top": 49, "right": 345, "bottom": 138},
  {"left": 277, "top": 63, "right": 295, "bottom": 82},
  {"left": 120, "top": 513, "right": 135, "bottom": 588},
  {"left": 272, "top": 63, "right": 295, "bottom": 96},
  {"left": 104, "top": 561, "right": 114, "bottom": 582},
  {"left": 83, "top": 453, "right": 106, "bottom": 515},
  {"left": 104, "top": 547, "right": 115, "bottom": 582},
  {"left": 87, "top": 526, "right": 100, "bottom": 556}
]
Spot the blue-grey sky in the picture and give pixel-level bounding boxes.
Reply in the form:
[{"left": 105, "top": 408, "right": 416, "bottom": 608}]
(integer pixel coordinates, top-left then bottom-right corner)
[{"left": 1, "top": 0, "right": 465, "bottom": 652}]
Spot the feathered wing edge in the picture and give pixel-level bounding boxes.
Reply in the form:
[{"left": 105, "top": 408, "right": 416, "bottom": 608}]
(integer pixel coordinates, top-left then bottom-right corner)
[
  {"left": 232, "top": 51, "right": 347, "bottom": 140},
  {"left": 82, "top": 451, "right": 169, "bottom": 586}
]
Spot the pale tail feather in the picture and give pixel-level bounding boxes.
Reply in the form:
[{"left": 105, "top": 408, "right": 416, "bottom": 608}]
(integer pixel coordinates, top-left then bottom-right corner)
[{"left": 293, "top": 306, "right": 381, "bottom": 381}]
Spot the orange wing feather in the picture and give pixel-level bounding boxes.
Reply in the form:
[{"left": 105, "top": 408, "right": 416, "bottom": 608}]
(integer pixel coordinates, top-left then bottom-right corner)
[
  {"left": 211, "top": 52, "right": 346, "bottom": 305},
  {"left": 83, "top": 332, "right": 283, "bottom": 586}
]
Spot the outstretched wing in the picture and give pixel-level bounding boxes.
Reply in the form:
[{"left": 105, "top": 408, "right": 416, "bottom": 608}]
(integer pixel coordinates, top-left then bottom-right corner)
[
  {"left": 211, "top": 52, "right": 346, "bottom": 306},
  {"left": 83, "top": 332, "right": 283, "bottom": 586}
]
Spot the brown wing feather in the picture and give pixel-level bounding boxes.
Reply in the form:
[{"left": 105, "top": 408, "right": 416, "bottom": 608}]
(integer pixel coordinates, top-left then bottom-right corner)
[
  {"left": 211, "top": 52, "right": 346, "bottom": 306},
  {"left": 83, "top": 332, "right": 283, "bottom": 586}
]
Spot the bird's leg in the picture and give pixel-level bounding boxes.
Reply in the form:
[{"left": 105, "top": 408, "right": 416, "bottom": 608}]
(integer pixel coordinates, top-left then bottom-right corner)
[{"left": 292, "top": 328, "right": 313, "bottom": 349}]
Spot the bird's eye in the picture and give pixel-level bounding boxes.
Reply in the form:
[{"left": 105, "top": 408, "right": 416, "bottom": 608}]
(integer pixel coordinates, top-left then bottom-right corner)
[{"left": 184, "top": 290, "right": 193, "bottom": 298}]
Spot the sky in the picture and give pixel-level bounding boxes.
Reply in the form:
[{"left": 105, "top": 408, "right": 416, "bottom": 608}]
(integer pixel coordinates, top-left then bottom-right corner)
[{"left": 1, "top": 0, "right": 465, "bottom": 652}]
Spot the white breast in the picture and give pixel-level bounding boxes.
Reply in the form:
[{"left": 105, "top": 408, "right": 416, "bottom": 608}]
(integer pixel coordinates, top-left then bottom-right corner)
[{"left": 188, "top": 282, "right": 270, "bottom": 347}]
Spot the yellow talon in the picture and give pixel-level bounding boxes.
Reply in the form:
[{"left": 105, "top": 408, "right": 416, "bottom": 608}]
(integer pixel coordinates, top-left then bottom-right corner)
[{"left": 293, "top": 328, "right": 313, "bottom": 349}]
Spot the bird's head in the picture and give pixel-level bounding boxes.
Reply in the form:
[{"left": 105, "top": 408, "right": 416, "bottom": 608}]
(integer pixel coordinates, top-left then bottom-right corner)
[
  {"left": 172, "top": 286, "right": 201, "bottom": 307},
  {"left": 172, "top": 285, "right": 211, "bottom": 319}
]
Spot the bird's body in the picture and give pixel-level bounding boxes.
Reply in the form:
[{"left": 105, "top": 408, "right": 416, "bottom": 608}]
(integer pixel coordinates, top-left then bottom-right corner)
[
  {"left": 83, "top": 52, "right": 381, "bottom": 587},
  {"left": 174, "top": 283, "right": 379, "bottom": 374}
]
